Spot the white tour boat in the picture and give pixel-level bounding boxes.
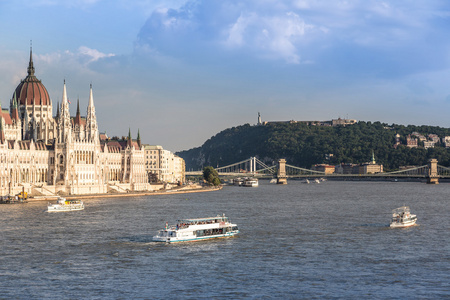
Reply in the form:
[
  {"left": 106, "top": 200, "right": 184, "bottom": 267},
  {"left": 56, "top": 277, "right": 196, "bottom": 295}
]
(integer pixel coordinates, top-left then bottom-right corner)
[
  {"left": 390, "top": 206, "right": 417, "bottom": 228},
  {"left": 47, "top": 197, "right": 85, "bottom": 212},
  {"left": 233, "top": 178, "right": 244, "bottom": 186},
  {"left": 243, "top": 178, "right": 259, "bottom": 187},
  {"left": 153, "top": 214, "right": 239, "bottom": 243}
]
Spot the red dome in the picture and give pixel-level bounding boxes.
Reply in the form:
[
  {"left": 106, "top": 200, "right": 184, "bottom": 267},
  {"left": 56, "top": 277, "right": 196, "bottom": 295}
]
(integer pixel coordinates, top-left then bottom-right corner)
[{"left": 13, "top": 48, "right": 51, "bottom": 106}]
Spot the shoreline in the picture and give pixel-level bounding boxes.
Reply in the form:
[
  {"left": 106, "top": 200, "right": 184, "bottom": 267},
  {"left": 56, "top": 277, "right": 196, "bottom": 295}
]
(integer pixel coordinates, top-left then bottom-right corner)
[{"left": 27, "top": 185, "right": 223, "bottom": 202}]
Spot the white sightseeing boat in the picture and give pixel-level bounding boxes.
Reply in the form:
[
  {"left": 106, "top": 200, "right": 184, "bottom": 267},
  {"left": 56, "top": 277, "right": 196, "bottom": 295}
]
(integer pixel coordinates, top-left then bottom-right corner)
[
  {"left": 243, "top": 178, "right": 259, "bottom": 187},
  {"left": 233, "top": 178, "right": 244, "bottom": 186},
  {"left": 47, "top": 197, "right": 85, "bottom": 212},
  {"left": 390, "top": 206, "right": 417, "bottom": 228},
  {"left": 153, "top": 214, "right": 239, "bottom": 243}
]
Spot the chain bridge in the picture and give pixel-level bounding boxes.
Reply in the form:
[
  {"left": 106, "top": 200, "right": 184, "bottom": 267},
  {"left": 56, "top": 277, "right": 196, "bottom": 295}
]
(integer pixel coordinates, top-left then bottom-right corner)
[{"left": 185, "top": 157, "right": 450, "bottom": 182}]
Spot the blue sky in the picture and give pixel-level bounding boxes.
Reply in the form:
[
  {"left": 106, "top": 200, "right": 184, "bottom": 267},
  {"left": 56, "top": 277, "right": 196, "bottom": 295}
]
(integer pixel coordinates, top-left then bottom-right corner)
[{"left": 1, "top": 0, "right": 450, "bottom": 151}]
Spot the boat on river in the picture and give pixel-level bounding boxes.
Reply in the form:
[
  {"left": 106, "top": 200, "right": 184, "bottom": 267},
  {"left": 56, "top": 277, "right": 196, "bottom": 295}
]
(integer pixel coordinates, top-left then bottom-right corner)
[
  {"left": 233, "top": 178, "right": 244, "bottom": 186},
  {"left": 153, "top": 214, "right": 239, "bottom": 243},
  {"left": 243, "top": 178, "right": 258, "bottom": 187},
  {"left": 47, "top": 197, "right": 84, "bottom": 212},
  {"left": 390, "top": 206, "right": 417, "bottom": 228},
  {"left": 0, "top": 195, "right": 28, "bottom": 204}
]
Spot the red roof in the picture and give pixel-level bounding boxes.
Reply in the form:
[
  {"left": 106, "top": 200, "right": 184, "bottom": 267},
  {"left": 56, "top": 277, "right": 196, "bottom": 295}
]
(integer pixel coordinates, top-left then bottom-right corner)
[
  {"left": 0, "top": 109, "right": 13, "bottom": 125},
  {"left": 14, "top": 76, "right": 51, "bottom": 106},
  {"left": 104, "top": 140, "right": 140, "bottom": 152}
]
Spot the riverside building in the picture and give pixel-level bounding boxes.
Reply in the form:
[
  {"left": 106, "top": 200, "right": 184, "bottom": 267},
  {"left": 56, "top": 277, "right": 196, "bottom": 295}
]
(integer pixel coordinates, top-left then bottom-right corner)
[
  {"left": 144, "top": 145, "right": 185, "bottom": 184},
  {"left": 0, "top": 48, "right": 152, "bottom": 196}
]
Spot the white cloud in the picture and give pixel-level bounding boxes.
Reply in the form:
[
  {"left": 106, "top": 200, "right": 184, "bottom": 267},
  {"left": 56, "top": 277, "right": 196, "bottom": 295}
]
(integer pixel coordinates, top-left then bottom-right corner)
[
  {"left": 35, "top": 47, "right": 115, "bottom": 67},
  {"left": 78, "top": 46, "right": 115, "bottom": 63},
  {"left": 225, "top": 13, "right": 256, "bottom": 47},
  {"left": 225, "top": 11, "right": 313, "bottom": 63}
]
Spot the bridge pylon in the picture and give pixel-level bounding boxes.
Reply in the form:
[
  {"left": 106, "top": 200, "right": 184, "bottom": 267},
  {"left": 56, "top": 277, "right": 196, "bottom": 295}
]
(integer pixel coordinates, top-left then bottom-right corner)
[
  {"left": 277, "top": 159, "right": 287, "bottom": 184},
  {"left": 427, "top": 158, "right": 439, "bottom": 184}
]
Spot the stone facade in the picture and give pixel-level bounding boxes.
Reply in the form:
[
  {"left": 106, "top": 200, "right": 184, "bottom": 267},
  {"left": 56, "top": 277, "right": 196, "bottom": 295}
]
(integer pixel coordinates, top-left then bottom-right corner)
[{"left": 144, "top": 145, "right": 185, "bottom": 184}]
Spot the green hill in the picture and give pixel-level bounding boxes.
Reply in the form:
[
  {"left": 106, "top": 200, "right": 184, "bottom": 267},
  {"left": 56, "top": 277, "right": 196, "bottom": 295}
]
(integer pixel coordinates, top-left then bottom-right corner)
[{"left": 177, "top": 121, "right": 450, "bottom": 171}]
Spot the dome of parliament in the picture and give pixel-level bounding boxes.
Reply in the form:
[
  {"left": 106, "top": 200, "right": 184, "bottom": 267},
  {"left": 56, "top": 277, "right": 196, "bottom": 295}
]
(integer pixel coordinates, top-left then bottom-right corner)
[{"left": 12, "top": 48, "right": 51, "bottom": 106}]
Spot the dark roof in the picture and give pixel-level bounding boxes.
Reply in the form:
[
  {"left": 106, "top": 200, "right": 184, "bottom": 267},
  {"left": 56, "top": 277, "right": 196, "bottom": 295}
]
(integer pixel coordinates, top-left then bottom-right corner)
[{"left": 14, "top": 49, "right": 51, "bottom": 106}]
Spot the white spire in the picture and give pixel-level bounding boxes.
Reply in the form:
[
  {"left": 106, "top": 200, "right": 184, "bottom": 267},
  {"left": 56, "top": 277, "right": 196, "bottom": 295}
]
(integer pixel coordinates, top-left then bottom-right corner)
[
  {"left": 86, "top": 83, "right": 98, "bottom": 142},
  {"left": 62, "top": 79, "right": 68, "bottom": 107},
  {"left": 88, "top": 83, "right": 94, "bottom": 108},
  {"left": 58, "top": 80, "right": 72, "bottom": 143}
]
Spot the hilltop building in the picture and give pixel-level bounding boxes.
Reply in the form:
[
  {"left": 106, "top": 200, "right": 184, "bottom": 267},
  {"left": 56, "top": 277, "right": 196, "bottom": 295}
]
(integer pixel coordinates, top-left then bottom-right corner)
[
  {"left": 443, "top": 136, "right": 450, "bottom": 147},
  {"left": 406, "top": 135, "right": 418, "bottom": 148},
  {"left": 0, "top": 48, "right": 155, "bottom": 196},
  {"left": 258, "top": 116, "right": 357, "bottom": 127}
]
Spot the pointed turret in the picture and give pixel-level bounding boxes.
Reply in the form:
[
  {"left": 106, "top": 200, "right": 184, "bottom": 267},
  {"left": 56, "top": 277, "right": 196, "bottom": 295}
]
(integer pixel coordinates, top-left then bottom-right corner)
[
  {"left": 0, "top": 103, "right": 5, "bottom": 144},
  {"left": 86, "top": 83, "right": 98, "bottom": 142},
  {"left": 75, "top": 98, "right": 81, "bottom": 125},
  {"left": 62, "top": 79, "right": 68, "bottom": 105},
  {"left": 27, "top": 43, "right": 35, "bottom": 77},
  {"left": 58, "top": 80, "right": 72, "bottom": 143},
  {"left": 127, "top": 128, "right": 132, "bottom": 147},
  {"left": 11, "top": 91, "right": 20, "bottom": 121},
  {"left": 137, "top": 129, "right": 141, "bottom": 148},
  {"left": 0, "top": 116, "right": 5, "bottom": 144},
  {"left": 88, "top": 83, "right": 94, "bottom": 108},
  {"left": 55, "top": 101, "right": 60, "bottom": 119}
]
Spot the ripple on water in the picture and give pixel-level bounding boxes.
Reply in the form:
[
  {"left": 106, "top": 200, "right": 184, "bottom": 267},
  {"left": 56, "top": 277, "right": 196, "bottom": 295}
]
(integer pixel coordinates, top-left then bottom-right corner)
[{"left": 0, "top": 181, "right": 449, "bottom": 299}]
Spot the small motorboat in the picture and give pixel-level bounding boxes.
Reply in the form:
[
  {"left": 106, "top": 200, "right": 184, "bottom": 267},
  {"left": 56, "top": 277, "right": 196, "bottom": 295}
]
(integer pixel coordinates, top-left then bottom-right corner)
[{"left": 390, "top": 206, "right": 417, "bottom": 228}]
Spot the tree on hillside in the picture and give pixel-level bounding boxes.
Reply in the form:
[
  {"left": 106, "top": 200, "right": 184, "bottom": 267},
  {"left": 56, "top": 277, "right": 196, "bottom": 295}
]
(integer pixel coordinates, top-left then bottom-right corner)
[{"left": 203, "top": 166, "right": 221, "bottom": 186}]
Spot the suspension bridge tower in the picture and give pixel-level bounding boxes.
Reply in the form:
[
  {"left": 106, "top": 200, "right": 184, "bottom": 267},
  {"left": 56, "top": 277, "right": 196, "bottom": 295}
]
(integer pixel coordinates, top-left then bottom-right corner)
[
  {"left": 277, "top": 159, "right": 287, "bottom": 184},
  {"left": 426, "top": 158, "right": 439, "bottom": 184}
]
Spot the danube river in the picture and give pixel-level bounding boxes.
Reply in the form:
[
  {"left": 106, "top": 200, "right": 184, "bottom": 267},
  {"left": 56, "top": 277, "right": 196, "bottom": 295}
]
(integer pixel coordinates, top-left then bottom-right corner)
[{"left": 1, "top": 181, "right": 448, "bottom": 299}]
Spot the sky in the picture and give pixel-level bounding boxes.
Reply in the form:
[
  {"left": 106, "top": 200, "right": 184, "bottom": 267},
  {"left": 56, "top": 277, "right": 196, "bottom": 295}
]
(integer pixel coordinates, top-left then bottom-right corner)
[{"left": 0, "top": 0, "right": 450, "bottom": 152}]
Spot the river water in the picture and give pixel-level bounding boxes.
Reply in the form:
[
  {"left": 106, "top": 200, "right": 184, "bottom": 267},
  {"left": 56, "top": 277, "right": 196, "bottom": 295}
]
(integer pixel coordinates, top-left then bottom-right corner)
[{"left": 0, "top": 181, "right": 449, "bottom": 299}]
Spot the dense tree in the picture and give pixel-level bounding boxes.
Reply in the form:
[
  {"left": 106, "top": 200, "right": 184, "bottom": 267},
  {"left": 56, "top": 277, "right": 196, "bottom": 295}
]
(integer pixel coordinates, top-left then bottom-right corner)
[
  {"left": 202, "top": 166, "right": 221, "bottom": 186},
  {"left": 177, "top": 122, "right": 450, "bottom": 171}
]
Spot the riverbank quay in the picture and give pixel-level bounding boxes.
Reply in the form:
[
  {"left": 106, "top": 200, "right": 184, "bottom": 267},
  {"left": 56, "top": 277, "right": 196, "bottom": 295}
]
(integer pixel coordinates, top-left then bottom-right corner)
[{"left": 27, "top": 185, "right": 223, "bottom": 202}]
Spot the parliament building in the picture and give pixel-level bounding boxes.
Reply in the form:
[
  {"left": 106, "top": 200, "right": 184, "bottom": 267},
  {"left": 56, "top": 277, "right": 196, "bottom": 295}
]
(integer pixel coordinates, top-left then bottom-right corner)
[{"left": 0, "top": 48, "right": 149, "bottom": 196}]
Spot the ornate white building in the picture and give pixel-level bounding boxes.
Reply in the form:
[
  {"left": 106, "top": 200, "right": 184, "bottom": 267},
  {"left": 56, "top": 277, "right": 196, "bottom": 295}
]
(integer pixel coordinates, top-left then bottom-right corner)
[{"left": 0, "top": 48, "right": 148, "bottom": 196}]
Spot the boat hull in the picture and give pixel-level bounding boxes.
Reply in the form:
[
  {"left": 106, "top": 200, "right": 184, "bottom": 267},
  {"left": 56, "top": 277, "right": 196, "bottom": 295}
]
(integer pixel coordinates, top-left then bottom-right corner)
[
  {"left": 48, "top": 206, "right": 84, "bottom": 212},
  {"left": 153, "top": 231, "right": 239, "bottom": 243},
  {"left": 390, "top": 220, "right": 417, "bottom": 228}
]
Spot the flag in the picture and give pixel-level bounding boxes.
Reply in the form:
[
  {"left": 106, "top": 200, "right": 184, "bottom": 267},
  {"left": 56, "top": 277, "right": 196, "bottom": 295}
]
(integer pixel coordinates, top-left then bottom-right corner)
[{"left": 68, "top": 99, "right": 71, "bottom": 104}]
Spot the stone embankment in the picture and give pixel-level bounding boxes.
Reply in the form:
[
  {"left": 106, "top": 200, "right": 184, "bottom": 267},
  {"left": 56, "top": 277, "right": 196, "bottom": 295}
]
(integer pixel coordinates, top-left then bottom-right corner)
[{"left": 27, "top": 184, "right": 222, "bottom": 202}]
